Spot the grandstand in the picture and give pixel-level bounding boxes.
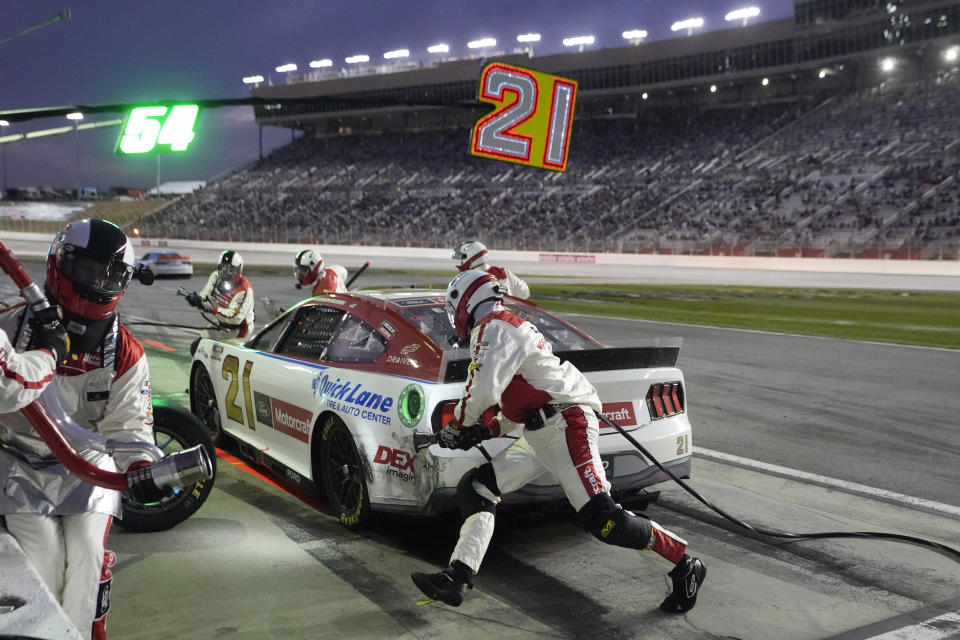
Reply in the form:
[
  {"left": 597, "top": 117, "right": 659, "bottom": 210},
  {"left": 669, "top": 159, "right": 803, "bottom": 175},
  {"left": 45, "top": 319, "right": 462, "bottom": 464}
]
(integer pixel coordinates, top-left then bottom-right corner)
[{"left": 135, "top": 0, "right": 960, "bottom": 259}]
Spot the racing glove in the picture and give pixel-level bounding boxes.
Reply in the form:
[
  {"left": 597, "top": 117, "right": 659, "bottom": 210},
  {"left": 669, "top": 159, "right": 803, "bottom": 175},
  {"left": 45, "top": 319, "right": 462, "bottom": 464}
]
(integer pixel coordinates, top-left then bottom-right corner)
[
  {"left": 438, "top": 422, "right": 493, "bottom": 451},
  {"left": 29, "top": 307, "right": 68, "bottom": 364},
  {"left": 200, "top": 299, "right": 213, "bottom": 313},
  {"left": 185, "top": 292, "right": 202, "bottom": 308},
  {"left": 125, "top": 460, "right": 174, "bottom": 503}
]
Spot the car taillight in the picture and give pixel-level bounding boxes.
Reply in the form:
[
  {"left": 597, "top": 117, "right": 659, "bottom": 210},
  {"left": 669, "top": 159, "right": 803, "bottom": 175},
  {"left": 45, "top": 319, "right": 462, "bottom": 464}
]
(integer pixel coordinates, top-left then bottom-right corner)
[
  {"left": 431, "top": 400, "right": 458, "bottom": 433},
  {"left": 646, "top": 382, "right": 684, "bottom": 419}
]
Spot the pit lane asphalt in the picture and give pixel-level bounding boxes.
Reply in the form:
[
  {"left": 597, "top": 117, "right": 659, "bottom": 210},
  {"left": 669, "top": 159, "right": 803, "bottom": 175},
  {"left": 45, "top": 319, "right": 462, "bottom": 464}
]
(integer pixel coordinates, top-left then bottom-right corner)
[{"left": 4, "top": 269, "right": 958, "bottom": 640}]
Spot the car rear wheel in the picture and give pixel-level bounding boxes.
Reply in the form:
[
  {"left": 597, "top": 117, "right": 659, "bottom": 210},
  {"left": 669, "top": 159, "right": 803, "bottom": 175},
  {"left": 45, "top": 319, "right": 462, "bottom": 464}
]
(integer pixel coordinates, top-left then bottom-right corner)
[
  {"left": 118, "top": 406, "right": 216, "bottom": 532},
  {"left": 190, "top": 365, "right": 227, "bottom": 446},
  {"left": 319, "top": 415, "right": 371, "bottom": 530}
]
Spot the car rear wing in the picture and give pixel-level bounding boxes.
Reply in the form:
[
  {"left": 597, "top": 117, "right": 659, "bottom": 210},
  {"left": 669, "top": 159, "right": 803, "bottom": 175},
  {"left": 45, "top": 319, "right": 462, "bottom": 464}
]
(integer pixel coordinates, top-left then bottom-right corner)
[{"left": 439, "top": 339, "right": 683, "bottom": 383}]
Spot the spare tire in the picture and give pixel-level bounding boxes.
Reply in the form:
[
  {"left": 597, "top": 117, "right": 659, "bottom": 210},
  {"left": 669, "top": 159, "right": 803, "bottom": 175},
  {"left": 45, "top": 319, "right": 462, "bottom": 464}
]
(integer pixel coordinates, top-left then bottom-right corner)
[{"left": 118, "top": 406, "right": 216, "bottom": 532}]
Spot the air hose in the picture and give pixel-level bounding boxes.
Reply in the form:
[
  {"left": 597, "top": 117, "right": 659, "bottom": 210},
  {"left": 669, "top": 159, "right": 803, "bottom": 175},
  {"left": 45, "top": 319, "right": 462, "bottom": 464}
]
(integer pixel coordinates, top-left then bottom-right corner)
[{"left": 597, "top": 413, "right": 960, "bottom": 563}]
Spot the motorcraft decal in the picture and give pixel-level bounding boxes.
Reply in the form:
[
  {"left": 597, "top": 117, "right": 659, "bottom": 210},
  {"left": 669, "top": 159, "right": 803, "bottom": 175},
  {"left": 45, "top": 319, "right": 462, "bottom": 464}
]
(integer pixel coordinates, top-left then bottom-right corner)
[
  {"left": 601, "top": 402, "right": 637, "bottom": 427},
  {"left": 253, "top": 390, "right": 312, "bottom": 442}
]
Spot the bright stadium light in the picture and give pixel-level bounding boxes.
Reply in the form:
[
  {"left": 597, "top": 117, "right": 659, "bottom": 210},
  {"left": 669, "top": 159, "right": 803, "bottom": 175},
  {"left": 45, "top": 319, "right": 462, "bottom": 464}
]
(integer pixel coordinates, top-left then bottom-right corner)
[
  {"left": 622, "top": 29, "right": 649, "bottom": 42},
  {"left": 309, "top": 59, "right": 333, "bottom": 68},
  {"left": 427, "top": 43, "right": 450, "bottom": 54},
  {"left": 880, "top": 57, "right": 897, "bottom": 72},
  {"left": 709, "top": 84, "right": 717, "bottom": 93},
  {"left": 762, "top": 77, "right": 770, "bottom": 86},
  {"left": 383, "top": 49, "right": 410, "bottom": 59},
  {"left": 66, "top": 112, "right": 83, "bottom": 120},
  {"left": 641, "top": 92, "right": 649, "bottom": 100},
  {"left": 0, "top": 120, "right": 9, "bottom": 126},
  {"left": 516, "top": 33, "right": 541, "bottom": 43},
  {"left": 242, "top": 75, "right": 264, "bottom": 84},
  {"left": 467, "top": 37, "right": 497, "bottom": 49},
  {"left": 725, "top": 6, "right": 761, "bottom": 25},
  {"left": 345, "top": 54, "right": 370, "bottom": 64},
  {"left": 563, "top": 35, "right": 595, "bottom": 52},
  {"left": 275, "top": 63, "right": 297, "bottom": 73},
  {"left": 671, "top": 17, "right": 704, "bottom": 34},
  {"left": 944, "top": 46, "right": 960, "bottom": 62}
]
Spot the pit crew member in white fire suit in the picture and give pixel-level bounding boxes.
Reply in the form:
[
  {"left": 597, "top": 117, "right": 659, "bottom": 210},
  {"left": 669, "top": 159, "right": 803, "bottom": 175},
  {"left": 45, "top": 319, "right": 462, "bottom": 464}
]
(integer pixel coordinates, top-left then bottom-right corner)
[
  {"left": 294, "top": 248, "right": 347, "bottom": 296},
  {"left": 411, "top": 270, "right": 706, "bottom": 613},
  {"left": 452, "top": 240, "right": 529, "bottom": 299},
  {"left": 0, "top": 219, "right": 159, "bottom": 640},
  {"left": 185, "top": 249, "right": 255, "bottom": 339}
]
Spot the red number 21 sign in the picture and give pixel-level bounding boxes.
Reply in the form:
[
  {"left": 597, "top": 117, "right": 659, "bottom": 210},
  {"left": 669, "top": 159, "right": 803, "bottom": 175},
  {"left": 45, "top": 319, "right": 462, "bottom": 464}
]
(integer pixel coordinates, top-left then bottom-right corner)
[{"left": 470, "top": 62, "right": 577, "bottom": 172}]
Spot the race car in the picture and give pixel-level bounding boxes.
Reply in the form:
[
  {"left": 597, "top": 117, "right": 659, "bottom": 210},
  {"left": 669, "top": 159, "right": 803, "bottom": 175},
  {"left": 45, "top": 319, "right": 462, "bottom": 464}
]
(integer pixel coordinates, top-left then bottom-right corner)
[
  {"left": 136, "top": 251, "right": 193, "bottom": 278},
  {"left": 188, "top": 290, "right": 692, "bottom": 528}
]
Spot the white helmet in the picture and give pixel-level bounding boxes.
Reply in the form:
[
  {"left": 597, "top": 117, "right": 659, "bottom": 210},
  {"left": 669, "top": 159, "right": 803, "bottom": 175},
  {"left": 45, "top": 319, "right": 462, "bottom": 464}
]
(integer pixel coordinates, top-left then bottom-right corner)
[
  {"left": 445, "top": 269, "right": 503, "bottom": 340},
  {"left": 452, "top": 240, "right": 488, "bottom": 272},
  {"left": 294, "top": 249, "right": 323, "bottom": 285},
  {"left": 218, "top": 250, "right": 243, "bottom": 281}
]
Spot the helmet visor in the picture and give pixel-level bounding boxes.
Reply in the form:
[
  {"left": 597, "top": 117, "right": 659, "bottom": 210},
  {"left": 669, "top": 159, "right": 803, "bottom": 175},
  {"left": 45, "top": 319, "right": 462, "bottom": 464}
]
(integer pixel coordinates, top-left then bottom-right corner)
[
  {"left": 219, "top": 263, "right": 241, "bottom": 280},
  {"left": 295, "top": 264, "right": 312, "bottom": 282},
  {"left": 61, "top": 249, "right": 133, "bottom": 296}
]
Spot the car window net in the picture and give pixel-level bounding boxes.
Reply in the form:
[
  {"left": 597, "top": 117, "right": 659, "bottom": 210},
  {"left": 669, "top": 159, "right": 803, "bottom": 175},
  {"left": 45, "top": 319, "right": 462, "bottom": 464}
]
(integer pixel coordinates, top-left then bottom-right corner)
[{"left": 278, "top": 307, "right": 345, "bottom": 360}]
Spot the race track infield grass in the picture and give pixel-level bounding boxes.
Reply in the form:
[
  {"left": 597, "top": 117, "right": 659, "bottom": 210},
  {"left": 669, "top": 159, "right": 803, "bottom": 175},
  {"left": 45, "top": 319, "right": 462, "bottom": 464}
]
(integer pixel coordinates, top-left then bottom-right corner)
[{"left": 528, "top": 284, "right": 960, "bottom": 349}]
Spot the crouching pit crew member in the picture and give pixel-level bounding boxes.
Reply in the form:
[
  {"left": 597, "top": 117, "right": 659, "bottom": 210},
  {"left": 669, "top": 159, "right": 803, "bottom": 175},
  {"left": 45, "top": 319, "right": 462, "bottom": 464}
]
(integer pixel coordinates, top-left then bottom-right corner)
[
  {"left": 0, "top": 218, "right": 162, "bottom": 639},
  {"left": 452, "top": 239, "right": 530, "bottom": 299},
  {"left": 411, "top": 269, "right": 706, "bottom": 613},
  {"left": 294, "top": 248, "right": 347, "bottom": 296},
  {"left": 185, "top": 249, "right": 255, "bottom": 339}
]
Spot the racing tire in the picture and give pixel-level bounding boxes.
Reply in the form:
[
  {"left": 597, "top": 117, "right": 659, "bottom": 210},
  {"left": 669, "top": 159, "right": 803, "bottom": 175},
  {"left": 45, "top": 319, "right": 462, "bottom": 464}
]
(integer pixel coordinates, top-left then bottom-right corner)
[
  {"left": 190, "top": 364, "right": 228, "bottom": 446},
  {"left": 118, "top": 406, "right": 217, "bottom": 533},
  {"left": 319, "top": 415, "right": 371, "bottom": 530}
]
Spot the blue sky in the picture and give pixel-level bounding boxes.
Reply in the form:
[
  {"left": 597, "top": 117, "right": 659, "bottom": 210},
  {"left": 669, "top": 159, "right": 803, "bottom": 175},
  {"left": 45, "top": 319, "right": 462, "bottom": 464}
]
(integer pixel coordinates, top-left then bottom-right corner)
[{"left": 0, "top": 1, "right": 794, "bottom": 189}]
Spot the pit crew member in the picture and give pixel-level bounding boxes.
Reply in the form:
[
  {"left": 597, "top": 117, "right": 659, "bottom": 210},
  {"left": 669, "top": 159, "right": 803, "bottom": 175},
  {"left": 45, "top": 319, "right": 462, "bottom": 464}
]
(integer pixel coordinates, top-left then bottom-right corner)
[
  {"left": 185, "top": 249, "right": 255, "bottom": 338},
  {"left": 0, "top": 218, "right": 160, "bottom": 639},
  {"left": 294, "top": 248, "right": 347, "bottom": 296},
  {"left": 411, "top": 269, "right": 706, "bottom": 613},
  {"left": 452, "top": 240, "right": 529, "bottom": 299}
]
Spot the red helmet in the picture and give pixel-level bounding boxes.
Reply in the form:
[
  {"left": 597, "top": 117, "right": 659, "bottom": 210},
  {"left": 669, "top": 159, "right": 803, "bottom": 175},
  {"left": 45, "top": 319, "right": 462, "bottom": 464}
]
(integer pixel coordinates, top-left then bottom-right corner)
[{"left": 46, "top": 219, "right": 135, "bottom": 319}]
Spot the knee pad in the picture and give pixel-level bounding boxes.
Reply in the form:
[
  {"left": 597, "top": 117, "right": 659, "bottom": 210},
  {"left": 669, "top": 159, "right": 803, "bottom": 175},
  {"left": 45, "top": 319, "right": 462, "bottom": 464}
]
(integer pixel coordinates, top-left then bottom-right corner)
[
  {"left": 456, "top": 463, "right": 500, "bottom": 519},
  {"left": 578, "top": 493, "right": 652, "bottom": 550}
]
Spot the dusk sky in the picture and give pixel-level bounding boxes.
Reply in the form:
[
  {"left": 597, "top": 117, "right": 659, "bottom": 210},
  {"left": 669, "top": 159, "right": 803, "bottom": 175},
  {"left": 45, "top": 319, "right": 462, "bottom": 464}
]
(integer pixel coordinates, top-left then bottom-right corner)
[{"left": 1, "top": 1, "right": 794, "bottom": 190}]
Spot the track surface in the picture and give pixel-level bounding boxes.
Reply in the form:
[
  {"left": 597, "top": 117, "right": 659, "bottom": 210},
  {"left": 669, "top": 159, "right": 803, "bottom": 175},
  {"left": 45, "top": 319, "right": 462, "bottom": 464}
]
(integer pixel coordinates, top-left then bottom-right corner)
[{"left": 3, "top": 269, "right": 958, "bottom": 640}]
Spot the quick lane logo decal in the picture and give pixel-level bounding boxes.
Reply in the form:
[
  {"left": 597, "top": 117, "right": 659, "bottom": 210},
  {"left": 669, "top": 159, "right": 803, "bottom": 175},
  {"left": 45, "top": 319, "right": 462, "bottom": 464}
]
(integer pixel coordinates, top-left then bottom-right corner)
[
  {"left": 373, "top": 445, "right": 415, "bottom": 482},
  {"left": 312, "top": 373, "right": 394, "bottom": 426},
  {"left": 253, "top": 391, "right": 311, "bottom": 443},
  {"left": 601, "top": 402, "right": 637, "bottom": 427}
]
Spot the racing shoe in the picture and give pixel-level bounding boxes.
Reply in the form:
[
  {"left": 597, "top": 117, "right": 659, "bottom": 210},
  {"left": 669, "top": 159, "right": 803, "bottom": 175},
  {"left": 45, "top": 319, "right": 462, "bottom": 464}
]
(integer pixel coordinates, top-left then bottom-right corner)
[
  {"left": 659, "top": 554, "right": 706, "bottom": 614},
  {"left": 411, "top": 564, "right": 471, "bottom": 606}
]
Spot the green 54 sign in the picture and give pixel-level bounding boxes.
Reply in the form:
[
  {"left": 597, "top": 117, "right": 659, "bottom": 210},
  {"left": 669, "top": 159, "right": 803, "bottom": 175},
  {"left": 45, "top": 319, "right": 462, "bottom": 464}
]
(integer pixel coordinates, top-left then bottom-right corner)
[{"left": 116, "top": 105, "right": 200, "bottom": 155}]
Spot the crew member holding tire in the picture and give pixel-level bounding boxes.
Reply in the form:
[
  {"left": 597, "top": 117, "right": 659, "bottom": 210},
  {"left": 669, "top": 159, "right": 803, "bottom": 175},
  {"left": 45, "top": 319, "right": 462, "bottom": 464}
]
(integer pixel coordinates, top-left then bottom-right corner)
[
  {"left": 294, "top": 249, "right": 347, "bottom": 296},
  {"left": 411, "top": 270, "right": 706, "bottom": 613},
  {"left": 452, "top": 240, "right": 530, "bottom": 299},
  {"left": 0, "top": 219, "right": 160, "bottom": 640},
  {"left": 185, "top": 250, "right": 255, "bottom": 339}
]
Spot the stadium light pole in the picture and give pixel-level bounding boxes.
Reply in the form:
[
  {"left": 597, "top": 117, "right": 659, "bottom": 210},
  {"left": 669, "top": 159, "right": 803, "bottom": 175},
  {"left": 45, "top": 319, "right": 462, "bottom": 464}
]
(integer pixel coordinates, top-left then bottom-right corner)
[
  {"left": 671, "top": 17, "right": 704, "bottom": 36},
  {"left": 467, "top": 38, "right": 497, "bottom": 54},
  {"left": 66, "top": 112, "right": 83, "bottom": 198},
  {"left": 724, "top": 6, "right": 761, "bottom": 26},
  {"left": 562, "top": 35, "right": 595, "bottom": 53},
  {"left": 516, "top": 33, "right": 540, "bottom": 55},
  {"left": 622, "top": 29, "right": 648, "bottom": 46},
  {"left": 427, "top": 43, "right": 449, "bottom": 55}
]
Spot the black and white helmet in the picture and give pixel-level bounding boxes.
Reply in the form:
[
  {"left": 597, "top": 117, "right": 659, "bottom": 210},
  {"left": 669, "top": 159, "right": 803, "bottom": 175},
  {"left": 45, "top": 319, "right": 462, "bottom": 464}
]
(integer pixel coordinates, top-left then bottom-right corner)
[
  {"left": 218, "top": 250, "right": 243, "bottom": 281},
  {"left": 452, "top": 240, "right": 488, "bottom": 272},
  {"left": 445, "top": 269, "right": 503, "bottom": 340},
  {"left": 294, "top": 249, "right": 323, "bottom": 285}
]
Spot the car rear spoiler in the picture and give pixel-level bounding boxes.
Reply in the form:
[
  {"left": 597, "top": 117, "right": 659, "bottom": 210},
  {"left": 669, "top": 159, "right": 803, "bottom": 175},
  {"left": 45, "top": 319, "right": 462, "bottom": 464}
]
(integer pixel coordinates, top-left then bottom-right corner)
[{"left": 441, "top": 345, "right": 681, "bottom": 383}]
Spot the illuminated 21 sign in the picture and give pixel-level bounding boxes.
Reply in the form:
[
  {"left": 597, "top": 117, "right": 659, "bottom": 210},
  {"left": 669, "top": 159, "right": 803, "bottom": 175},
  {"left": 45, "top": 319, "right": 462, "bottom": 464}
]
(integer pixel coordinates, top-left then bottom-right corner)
[
  {"left": 116, "top": 105, "right": 200, "bottom": 155},
  {"left": 470, "top": 63, "right": 577, "bottom": 172}
]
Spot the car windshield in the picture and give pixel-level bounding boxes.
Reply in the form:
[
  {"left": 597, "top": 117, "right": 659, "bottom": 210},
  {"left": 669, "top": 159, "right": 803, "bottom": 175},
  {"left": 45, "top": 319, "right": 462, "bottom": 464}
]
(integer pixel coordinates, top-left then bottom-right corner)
[{"left": 392, "top": 299, "right": 598, "bottom": 351}]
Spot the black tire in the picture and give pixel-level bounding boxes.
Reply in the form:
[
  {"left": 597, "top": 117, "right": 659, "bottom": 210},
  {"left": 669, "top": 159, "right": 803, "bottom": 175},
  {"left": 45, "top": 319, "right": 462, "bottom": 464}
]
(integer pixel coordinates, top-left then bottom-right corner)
[
  {"left": 190, "top": 364, "right": 228, "bottom": 446},
  {"left": 118, "top": 406, "right": 216, "bottom": 532},
  {"left": 319, "top": 415, "right": 371, "bottom": 530}
]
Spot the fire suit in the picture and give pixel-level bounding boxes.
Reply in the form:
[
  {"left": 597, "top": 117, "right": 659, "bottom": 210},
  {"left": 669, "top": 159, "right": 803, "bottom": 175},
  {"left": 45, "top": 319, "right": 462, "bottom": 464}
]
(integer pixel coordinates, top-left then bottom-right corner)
[
  {"left": 446, "top": 307, "right": 687, "bottom": 574},
  {"left": 0, "top": 306, "right": 154, "bottom": 640},
  {"left": 310, "top": 265, "right": 348, "bottom": 296},
  {"left": 484, "top": 265, "right": 530, "bottom": 300},
  {"left": 200, "top": 272, "right": 255, "bottom": 339}
]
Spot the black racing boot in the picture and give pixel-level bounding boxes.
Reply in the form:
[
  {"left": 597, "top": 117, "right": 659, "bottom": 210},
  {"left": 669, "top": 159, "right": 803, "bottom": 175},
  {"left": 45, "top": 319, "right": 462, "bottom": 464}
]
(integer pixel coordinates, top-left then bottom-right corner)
[
  {"left": 659, "top": 554, "right": 706, "bottom": 614},
  {"left": 411, "top": 562, "right": 472, "bottom": 607}
]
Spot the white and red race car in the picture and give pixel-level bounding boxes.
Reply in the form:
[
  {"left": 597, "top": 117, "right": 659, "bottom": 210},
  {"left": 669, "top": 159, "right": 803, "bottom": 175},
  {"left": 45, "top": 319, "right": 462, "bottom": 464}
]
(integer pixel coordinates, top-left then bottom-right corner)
[{"left": 188, "top": 290, "right": 692, "bottom": 528}]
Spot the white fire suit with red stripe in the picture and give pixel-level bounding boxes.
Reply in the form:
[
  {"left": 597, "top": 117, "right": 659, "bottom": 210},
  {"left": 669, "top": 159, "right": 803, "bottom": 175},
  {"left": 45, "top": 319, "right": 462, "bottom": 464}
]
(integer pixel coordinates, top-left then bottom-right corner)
[
  {"left": 447, "top": 306, "right": 688, "bottom": 574},
  {"left": 309, "top": 265, "right": 347, "bottom": 297},
  {"left": 483, "top": 265, "right": 529, "bottom": 300},
  {"left": 0, "top": 306, "right": 154, "bottom": 640},
  {"left": 200, "top": 272, "right": 255, "bottom": 338}
]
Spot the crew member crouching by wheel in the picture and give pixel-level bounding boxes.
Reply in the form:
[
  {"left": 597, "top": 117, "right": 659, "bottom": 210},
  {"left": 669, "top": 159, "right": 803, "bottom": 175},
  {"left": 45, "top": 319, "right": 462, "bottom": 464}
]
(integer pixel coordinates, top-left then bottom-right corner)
[
  {"left": 410, "top": 270, "right": 706, "bottom": 613},
  {"left": 186, "top": 249, "right": 254, "bottom": 339},
  {"left": 0, "top": 218, "right": 160, "bottom": 639},
  {"left": 294, "top": 249, "right": 347, "bottom": 296}
]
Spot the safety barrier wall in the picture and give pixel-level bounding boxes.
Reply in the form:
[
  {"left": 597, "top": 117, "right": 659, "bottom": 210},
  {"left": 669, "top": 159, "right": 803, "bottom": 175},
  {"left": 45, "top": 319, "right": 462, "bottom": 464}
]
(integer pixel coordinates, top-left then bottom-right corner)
[{"left": 3, "top": 231, "right": 960, "bottom": 278}]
